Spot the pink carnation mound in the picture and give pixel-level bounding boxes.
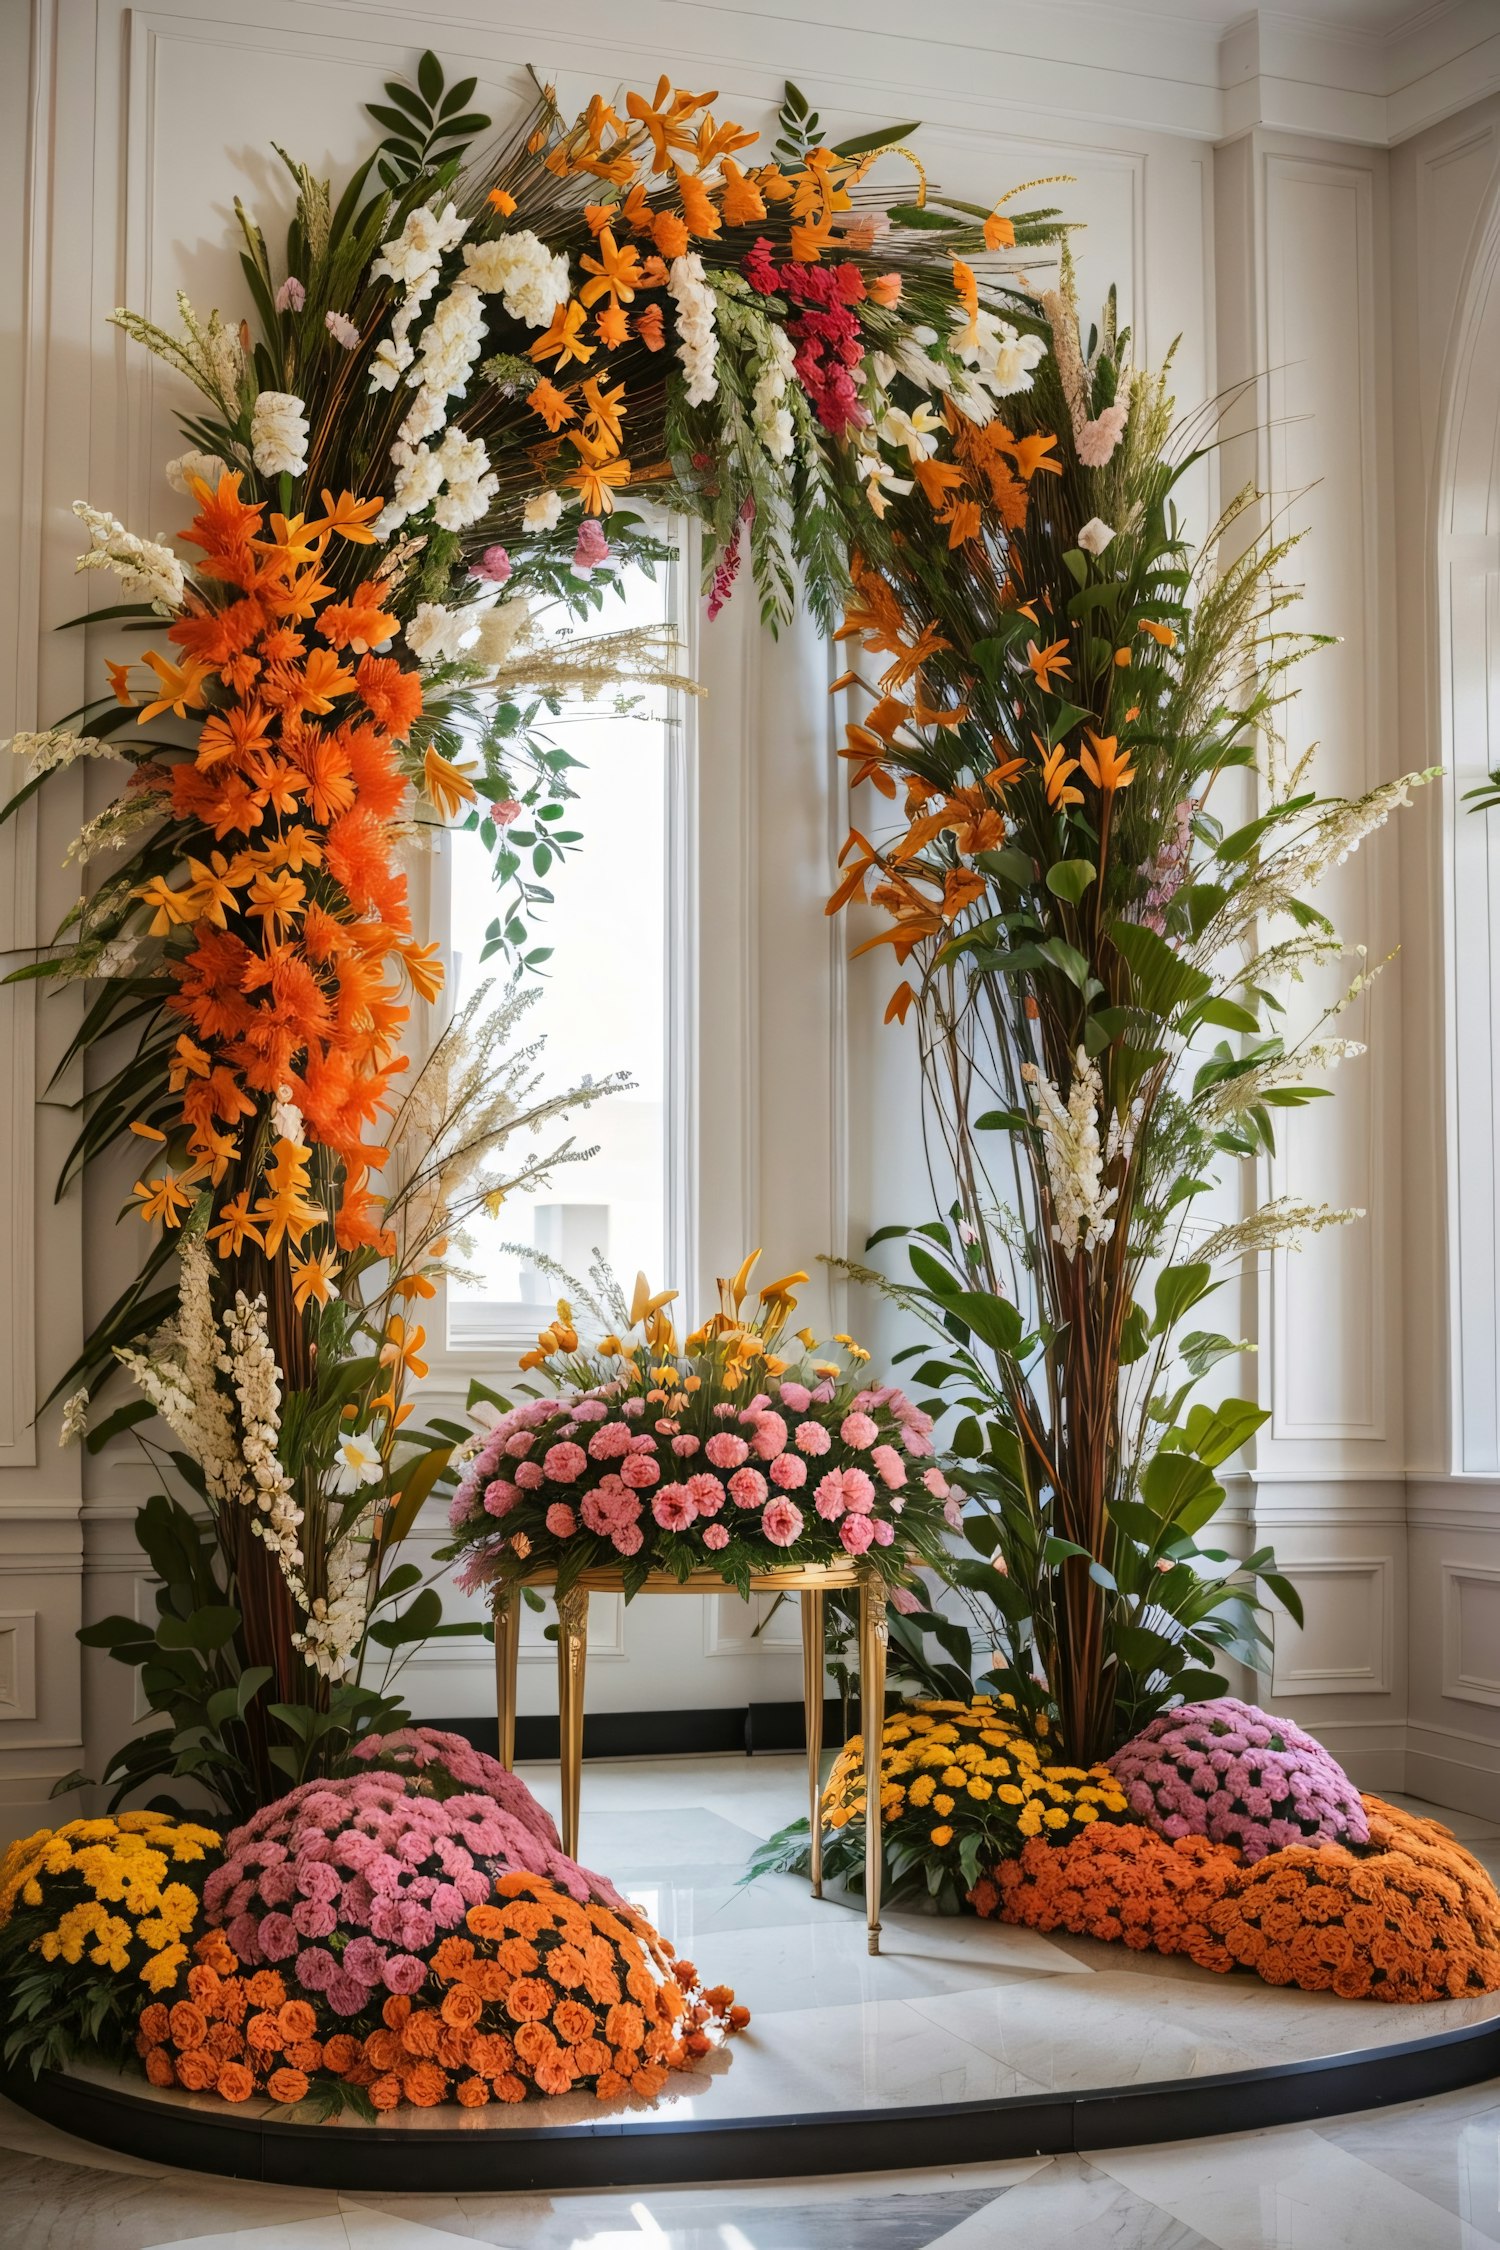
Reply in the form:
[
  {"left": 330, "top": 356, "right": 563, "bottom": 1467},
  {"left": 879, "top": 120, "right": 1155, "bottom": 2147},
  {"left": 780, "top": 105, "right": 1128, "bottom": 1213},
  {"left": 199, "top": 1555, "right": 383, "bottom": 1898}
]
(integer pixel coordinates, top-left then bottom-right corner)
[{"left": 1108, "top": 1696, "right": 1369, "bottom": 1862}]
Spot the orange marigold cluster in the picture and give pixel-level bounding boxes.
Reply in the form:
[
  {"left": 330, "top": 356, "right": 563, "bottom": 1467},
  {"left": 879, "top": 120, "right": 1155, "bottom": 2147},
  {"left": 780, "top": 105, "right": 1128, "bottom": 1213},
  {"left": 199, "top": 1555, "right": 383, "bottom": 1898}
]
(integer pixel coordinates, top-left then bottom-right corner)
[
  {"left": 123, "top": 473, "right": 440, "bottom": 1254},
  {"left": 973, "top": 1796, "right": 1500, "bottom": 2004},
  {"left": 136, "top": 1875, "right": 748, "bottom": 2110}
]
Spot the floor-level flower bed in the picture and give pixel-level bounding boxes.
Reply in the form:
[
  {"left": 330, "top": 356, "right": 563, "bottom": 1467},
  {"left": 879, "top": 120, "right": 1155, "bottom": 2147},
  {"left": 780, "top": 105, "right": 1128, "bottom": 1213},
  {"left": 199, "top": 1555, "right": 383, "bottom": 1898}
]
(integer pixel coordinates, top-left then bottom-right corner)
[
  {"left": 0, "top": 1729, "right": 746, "bottom": 2112},
  {"left": 794, "top": 1695, "right": 1500, "bottom": 2003}
]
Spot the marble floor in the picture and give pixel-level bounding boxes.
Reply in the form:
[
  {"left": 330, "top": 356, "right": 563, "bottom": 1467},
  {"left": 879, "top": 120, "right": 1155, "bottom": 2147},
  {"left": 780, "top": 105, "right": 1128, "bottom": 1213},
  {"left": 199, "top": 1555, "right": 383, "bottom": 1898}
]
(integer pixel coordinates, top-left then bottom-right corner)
[{"left": 4, "top": 1761, "right": 1499, "bottom": 2248}]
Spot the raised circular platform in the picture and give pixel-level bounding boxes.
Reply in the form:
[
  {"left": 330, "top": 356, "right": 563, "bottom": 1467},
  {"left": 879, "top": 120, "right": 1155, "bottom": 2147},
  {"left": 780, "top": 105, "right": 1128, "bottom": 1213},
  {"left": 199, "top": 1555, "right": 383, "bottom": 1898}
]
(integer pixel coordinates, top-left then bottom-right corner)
[{"left": 8, "top": 1755, "right": 1499, "bottom": 2191}]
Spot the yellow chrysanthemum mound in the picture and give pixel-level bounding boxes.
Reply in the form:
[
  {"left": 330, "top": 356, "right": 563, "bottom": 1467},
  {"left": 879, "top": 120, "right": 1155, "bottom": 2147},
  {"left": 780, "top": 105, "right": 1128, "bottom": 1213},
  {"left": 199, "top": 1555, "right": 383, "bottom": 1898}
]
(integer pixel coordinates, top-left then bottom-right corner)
[
  {"left": 0, "top": 1811, "right": 221, "bottom": 2005},
  {"left": 821, "top": 1697, "right": 1131, "bottom": 1901}
]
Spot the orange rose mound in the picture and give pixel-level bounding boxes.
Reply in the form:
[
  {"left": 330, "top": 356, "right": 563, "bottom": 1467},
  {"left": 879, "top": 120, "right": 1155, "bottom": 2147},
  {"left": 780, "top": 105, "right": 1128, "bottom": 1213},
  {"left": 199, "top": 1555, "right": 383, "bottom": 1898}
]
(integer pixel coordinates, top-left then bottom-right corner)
[
  {"left": 135, "top": 1876, "right": 747, "bottom": 2113},
  {"left": 973, "top": 1795, "right": 1500, "bottom": 2004}
]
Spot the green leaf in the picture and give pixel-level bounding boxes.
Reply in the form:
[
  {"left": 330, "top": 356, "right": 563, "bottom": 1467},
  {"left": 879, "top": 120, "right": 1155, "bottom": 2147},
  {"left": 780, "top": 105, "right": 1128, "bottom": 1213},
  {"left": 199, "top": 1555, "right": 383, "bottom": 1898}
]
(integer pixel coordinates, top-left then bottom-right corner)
[
  {"left": 832, "top": 121, "right": 924, "bottom": 158},
  {"left": 1039, "top": 936, "right": 1091, "bottom": 989},
  {"left": 1110, "top": 917, "right": 1213, "bottom": 1019},
  {"left": 1139, "top": 1449, "right": 1223, "bottom": 1529},
  {"left": 1151, "top": 1261, "right": 1213, "bottom": 1337},
  {"left": 416, "top": 49, "right": 444, "bottom": 106},
  {"left": 367, "top": 1585, "right": 443, "bottom": 1649},
  {"left": 1183, "top": 1396, "right": 1268, "bottom": 1467},
  {"left": 155, "top": 1605, "right": 241, "bottom": 1653},
  {"left": 945, "top": 1290, "right": 1024, "bottom": 1356},
  {"left": 1045, "top": 858, "right": 1097, "bottom": 905},
  {"left": 83, "top": 1399, "right": 157, "bottom": 1454}
]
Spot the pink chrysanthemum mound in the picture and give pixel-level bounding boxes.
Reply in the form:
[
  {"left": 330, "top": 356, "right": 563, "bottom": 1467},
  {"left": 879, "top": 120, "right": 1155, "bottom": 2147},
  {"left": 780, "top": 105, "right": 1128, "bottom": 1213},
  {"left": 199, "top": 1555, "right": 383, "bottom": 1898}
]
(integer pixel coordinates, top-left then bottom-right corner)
[
  {"left": 202, "top": 1767, "right": 625, "bottom": 2011},
  {"left": 346, "top": 1727, "right": 628, "bottom": 1910},
  {"left": 1108, "top": 1696, "right": 1369, "bottom": 1862}
]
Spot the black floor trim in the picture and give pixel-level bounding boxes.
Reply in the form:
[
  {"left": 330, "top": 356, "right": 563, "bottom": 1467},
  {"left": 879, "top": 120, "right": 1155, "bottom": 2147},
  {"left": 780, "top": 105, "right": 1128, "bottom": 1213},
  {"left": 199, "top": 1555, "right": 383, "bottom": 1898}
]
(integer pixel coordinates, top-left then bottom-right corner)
[
  {"left": 7, "top": 2012, "right": 1497, "bottom": 2191},
  {"left": 425, "top": 1700, "right": 856, "bottom": 1763}
]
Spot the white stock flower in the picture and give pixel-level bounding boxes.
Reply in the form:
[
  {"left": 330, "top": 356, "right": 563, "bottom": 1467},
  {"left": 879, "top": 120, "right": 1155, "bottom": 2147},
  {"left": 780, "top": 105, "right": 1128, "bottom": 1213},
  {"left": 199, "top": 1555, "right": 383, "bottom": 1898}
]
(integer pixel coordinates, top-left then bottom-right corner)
[
  {"left": 5, "top": 727, "right": 102, "bottom": 774},
  {"left": 250, "top": 391, "right": 309, "bottom": 478},
  {"left": 72, "top": 501, "right": 184, "bottom": 610},
  {"left": 472, "top": 594, "right": 533, "bottom": 668},
  {"left": 165, "top": 447, "right": 228, "bottom": 495},
  {"left": 666, "top": 255, "right": 719, "bottom": 406},
  {"left": 462, "top": 232, "right": 570, "bottom": 328},
  {"left": 1021, "top": 1047, "right": 1119, "bottom": 1258}
]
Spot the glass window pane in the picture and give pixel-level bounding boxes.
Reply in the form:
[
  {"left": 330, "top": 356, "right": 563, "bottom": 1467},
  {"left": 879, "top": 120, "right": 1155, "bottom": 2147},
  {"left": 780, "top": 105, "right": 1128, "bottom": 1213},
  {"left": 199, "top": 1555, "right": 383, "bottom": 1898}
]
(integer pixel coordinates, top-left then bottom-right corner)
[{"left": 447, "top": 561, "right": 672, "bottom": 1343}]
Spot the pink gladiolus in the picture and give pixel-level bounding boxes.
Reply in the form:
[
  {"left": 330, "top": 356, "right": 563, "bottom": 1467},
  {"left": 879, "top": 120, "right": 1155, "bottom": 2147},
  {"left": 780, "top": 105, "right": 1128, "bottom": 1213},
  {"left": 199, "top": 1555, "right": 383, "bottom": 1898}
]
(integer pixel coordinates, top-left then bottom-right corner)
[
  {"left": 762, "top": 1496, "right": 804, "bottom": 1547},
  {"left": 890, "top": 1583, "right": 922, "bottom": 1614}
]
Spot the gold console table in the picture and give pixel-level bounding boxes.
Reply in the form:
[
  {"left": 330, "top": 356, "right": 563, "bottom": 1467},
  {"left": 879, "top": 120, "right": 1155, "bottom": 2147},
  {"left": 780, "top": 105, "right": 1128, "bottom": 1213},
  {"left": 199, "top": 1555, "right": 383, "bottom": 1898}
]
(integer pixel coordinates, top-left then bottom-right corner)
[{"left": 493, "top": 1562, "right": 890, "bottom": 1953}]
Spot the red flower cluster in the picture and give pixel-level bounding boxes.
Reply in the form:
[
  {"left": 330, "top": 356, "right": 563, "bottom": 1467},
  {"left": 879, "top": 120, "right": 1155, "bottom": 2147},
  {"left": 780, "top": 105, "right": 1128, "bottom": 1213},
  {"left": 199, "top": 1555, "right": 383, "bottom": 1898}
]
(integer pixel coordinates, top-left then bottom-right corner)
[{"left": 743, "top": 239, "right": 868, "bottom": 435}]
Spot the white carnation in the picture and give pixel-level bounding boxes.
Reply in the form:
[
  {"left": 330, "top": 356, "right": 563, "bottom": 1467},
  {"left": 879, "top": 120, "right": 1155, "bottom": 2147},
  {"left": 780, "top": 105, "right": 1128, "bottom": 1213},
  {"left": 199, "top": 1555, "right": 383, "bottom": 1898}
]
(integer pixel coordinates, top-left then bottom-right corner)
[
  {"left": 406, "top": 601, "right": 478, "bottom": 666},
  {"left": 523, "top": 489, "right": 564, "bottom": 532},
  {"left": 250, "top": 390, "right": 309, "bottom": 478},
  {"left": 462, "top": 232, "right": 571, "bottom": 329},
  {"left": 165, "top": 447, "right": 228, "bottom": 495}
]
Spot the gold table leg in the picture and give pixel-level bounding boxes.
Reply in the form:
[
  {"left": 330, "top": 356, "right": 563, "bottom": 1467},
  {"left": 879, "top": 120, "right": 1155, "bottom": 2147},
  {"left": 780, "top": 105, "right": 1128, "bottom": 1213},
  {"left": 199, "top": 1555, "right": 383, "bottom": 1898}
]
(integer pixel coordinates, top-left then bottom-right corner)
[
  {"left": 493, "top": 1584, "right": 520, "bottom": 1772},
  {"left": 800, "top": 1588, "right": 826, "bottom": 1898},
  {"left": 556, "top": 1584, "right": 589, "bottom": 1859},
  {"left": 859, "top": 1576, "right": 888, "bottom": 1956}
]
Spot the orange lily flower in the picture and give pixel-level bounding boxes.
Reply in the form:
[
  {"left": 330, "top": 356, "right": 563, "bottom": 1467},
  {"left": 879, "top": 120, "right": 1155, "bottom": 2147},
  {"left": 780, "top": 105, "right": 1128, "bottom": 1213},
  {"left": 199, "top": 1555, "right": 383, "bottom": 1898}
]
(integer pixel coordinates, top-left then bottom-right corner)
[
  {"left": 138, "top": 650, "right": 214, "bottom": 722},
  {"left": 1000, "top": 430, "right": 1063, "bottom": 481},
  {"left": 675, "top": 169, "right": 721, "bottom": 238},
  {"left": 306, "top": 491, "right": 385, "bottom": 545},
  {"left": 720, "top": 158, "right": 766, "bottom": 225},
  {"left": 984, "top": 210, "right": 1017, "bottom": 250},
  {"left": 1079, "top": 730, "right": 1136, "bottom": 790},
  {"left": 379, "top": 1315, "right": 429, "bottom": 1382},
  {"left": 579, "top": 228, "right": 644, "bottom": 308},
  {"left": 207, "top": 1191, "right": 263, "bottom": 1257},
  {"left": 580, "top": 375, "right": 627, "bottom": 450},
  {"left": 594, "top": 303, "right": 630, "bottom": 348},
  {"left": 487, "top": 188, "right": 517, "bottom": 217},
  {"left": 1139, "top": 618, "right": 1177, "bottom": 648},
  {"left": 423, "top": 746, "right": 478, "bottom": 818},
  {"left": 567, "top": 454, "right": 633, "bottom": 514},
  {"left": 1026, "top": 638, "right": 1071, "bottom": 692},
  {"left": 290, "top": 1248, "right": 340, "bottom": 1311},
  {"left": 528, "top": 299, "right": 595, "bottom": 368},
  {"left": 1040, "top": 743, "right": 1084, "bottom": 808},
  {"left": 885, "top": 980, "right": 917, "bottom": 1024},
  {"left": 106, "top": 659, "right": 135, "bottom": 708},
  {"left": 528, "top": 378, "right": 576, "bottom": 432},
  {"left": 134, "top": 1169, "right": 196, "bottom": 1228}
]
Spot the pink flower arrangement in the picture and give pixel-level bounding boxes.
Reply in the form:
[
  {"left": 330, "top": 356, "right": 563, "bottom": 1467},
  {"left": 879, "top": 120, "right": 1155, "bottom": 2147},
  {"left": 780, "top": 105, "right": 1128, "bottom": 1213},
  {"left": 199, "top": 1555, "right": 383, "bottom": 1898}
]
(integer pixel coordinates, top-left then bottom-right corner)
[
  {"left": 1108, "top": 1697, "right": 1371, "bottom": 1862},
  {"left": 202, "top": 1739, "right": 627, "bottom": 2026},
  {"left": 440, "top": 1268, "right": 949, "bottom": 1596}
]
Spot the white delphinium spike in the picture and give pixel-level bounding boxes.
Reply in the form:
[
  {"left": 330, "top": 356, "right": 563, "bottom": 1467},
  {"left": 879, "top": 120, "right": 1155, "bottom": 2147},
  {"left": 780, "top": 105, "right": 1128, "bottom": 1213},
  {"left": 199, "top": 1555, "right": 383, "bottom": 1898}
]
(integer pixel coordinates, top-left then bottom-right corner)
[
  {"left": 1195, "top": 1037, "right": 1366, "bottom": 1124},
  {"left": 1193, "top": 769, "right": 1439, "bottom": 963},
  {"left": 1198, "top": 1198, "right": 1365, "bottom": 1264},
  {"left": 220, "top": 1291, "right": 302, "bottom": 1570},
  {"left": 5, "top": 728, "right": 112, "bottom": 775},
  {"left": 293, "top": 1501, "right": 376, "bottom": 1679}
]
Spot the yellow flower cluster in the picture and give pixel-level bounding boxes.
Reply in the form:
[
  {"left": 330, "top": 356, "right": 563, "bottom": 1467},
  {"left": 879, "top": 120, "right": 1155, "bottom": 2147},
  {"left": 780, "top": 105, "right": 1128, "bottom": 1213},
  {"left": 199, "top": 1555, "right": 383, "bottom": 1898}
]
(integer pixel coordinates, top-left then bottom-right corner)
[
  {"left": 823, "top": 1697, "right": 1128, "bottom": 1867},
  {"left": 0, "top": 1812, "right": 220, "bottom": 1996}
]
